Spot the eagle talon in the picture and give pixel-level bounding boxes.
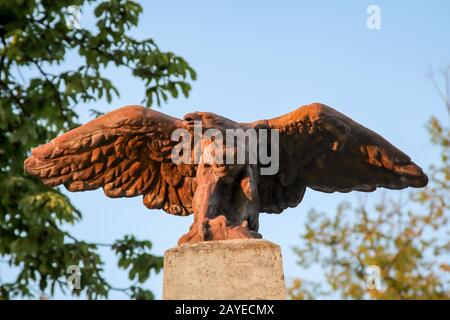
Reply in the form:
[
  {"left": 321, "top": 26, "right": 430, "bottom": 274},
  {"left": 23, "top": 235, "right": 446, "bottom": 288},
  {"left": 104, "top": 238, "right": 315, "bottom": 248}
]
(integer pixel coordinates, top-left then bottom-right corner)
[{"left": 177, "top": 215, "right": 262, "bottom": 245}]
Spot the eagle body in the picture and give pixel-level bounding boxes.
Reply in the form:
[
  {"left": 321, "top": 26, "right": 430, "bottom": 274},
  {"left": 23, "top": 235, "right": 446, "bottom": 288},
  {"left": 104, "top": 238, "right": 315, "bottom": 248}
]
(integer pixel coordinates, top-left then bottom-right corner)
[{"left": 24, "top": 103, "right": 428, "bottom": 244}]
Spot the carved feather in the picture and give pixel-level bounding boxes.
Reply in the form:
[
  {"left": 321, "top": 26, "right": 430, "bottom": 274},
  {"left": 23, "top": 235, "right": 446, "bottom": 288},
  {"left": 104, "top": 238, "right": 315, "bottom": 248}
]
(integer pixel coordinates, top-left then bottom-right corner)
[
  {"left": 246, "top": 103, "right": 428, "bottom": 213},
  {"left": 24, "top": 105, "right": 196, "bottom": 216}
]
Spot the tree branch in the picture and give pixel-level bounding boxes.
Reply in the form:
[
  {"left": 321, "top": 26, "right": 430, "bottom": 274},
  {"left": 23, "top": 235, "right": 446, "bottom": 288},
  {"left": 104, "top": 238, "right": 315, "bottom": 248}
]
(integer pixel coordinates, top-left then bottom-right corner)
[
  {"left": 32, "top": 60, "right": 71, "bottom": 124},
  {"left": 429, "top": 67, "right": 450, "bottom": 117}
]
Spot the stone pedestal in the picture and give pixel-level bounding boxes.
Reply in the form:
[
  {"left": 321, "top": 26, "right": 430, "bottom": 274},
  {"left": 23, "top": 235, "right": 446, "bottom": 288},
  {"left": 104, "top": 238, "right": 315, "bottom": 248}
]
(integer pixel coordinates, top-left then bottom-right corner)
[{"left": 163, "top": 239, "right": 286, "bottom": 300}]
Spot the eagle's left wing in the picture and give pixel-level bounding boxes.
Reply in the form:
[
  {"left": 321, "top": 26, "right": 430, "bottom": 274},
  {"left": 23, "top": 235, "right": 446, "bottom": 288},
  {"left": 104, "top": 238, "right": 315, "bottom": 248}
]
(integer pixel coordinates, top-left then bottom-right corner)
[
  {"left": 245, "top": 103, "right": 428, "bottom": 214},
  {"left": 24, "top": 105, "right": 197, "bottom": 216}
]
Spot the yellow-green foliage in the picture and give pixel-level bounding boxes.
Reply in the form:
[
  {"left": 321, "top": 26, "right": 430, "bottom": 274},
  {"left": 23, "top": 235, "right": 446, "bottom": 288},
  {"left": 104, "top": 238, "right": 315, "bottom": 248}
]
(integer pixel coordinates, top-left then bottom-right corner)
[{"left": 290, "top": 71, "right": 450, "bottom": 300}]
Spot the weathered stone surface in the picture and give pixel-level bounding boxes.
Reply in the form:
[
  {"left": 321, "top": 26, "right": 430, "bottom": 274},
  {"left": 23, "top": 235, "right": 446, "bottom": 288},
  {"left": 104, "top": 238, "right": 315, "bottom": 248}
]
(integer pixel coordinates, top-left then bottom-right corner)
[
  {"left": 163, "top": 239, "right": 286, "bottom": 300},
  {"left": 24, "top": 104, "right": 428, "bottom": 245}
]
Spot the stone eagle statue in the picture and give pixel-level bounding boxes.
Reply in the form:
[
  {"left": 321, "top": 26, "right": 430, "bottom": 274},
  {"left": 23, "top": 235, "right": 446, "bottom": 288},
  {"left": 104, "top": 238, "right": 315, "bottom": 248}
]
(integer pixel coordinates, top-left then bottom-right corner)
[{"left": 24, "top": 103, "right": 428, "bottom": 244}]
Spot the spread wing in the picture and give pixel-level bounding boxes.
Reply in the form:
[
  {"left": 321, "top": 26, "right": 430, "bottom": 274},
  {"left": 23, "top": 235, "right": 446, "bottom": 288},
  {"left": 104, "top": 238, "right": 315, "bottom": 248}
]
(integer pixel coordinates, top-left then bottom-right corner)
[
  {"left": 24, "top": 105, "right": 196, "bottom": 216},
  {"left": 247, "top": 103, "right": 428, "bottom": 213}
]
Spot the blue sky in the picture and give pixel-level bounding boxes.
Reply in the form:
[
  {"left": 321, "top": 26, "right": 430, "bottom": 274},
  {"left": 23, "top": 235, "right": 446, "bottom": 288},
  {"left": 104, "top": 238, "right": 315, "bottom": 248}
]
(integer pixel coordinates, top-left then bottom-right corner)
[{"left": 2, "top": 0, "right": 450, "bottom": 299}]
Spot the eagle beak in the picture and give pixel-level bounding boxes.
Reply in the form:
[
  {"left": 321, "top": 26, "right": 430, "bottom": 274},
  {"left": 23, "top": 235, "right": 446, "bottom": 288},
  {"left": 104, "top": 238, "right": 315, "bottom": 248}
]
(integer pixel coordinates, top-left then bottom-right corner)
[{"left": 183, "top": 113, "right": 202, "bottom": 129}]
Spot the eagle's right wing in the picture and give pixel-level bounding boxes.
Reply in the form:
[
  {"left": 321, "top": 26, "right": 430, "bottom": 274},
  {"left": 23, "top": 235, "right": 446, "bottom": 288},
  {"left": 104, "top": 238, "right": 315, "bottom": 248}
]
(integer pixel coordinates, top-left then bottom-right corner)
[
  {"left": 246, "top": 103, "right": 428, "bottom": 214},
  {"left": 24, "top": 105, "right": 196, "bottom": 216}
]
